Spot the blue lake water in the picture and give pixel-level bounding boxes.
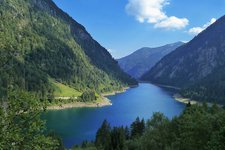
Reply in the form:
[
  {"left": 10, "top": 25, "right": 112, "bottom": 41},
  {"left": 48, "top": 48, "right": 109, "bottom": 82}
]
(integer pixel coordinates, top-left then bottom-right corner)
[{"left": 43, "top": 83, "right": 185, "bottom": 148}]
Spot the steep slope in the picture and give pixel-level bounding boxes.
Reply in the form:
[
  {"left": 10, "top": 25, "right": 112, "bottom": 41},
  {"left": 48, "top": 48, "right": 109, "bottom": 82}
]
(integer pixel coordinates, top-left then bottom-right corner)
[
  {"left": 142, "top": 15, "right": 225, "bottom": 104},
  {"left": 117, "top": 42, "right": 183, "bottom": 79},
  {"left": 0, "top": 0, "right": 136, "bottom": 99}
]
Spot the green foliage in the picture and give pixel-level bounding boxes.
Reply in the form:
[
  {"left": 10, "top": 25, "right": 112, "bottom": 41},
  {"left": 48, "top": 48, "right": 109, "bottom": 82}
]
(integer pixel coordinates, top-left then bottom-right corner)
[
  {"left": 124, "top": 126, "right": 130, "bottom": 140},
  {"left": 139, "top": 105, "right": 225, "bottom": 150},
  {"left": 206, "top": 126, "right": 225, "bottom": 150},
  {"left": 72, "top": 141, "right": 97, "bottom": 150},
  {"left": 130, "top": 117, "right": 145, "bottom": 139},
  {"left": 141, "top": 113, "right": 170, "bottom": 150},
  {"left": 81, "top": 105, "right": 225, "bottom": 150},
  {"left": 181, "top": 69, "right": 225, "bottom": 104},
  {"left": 126, "top": 138, "right": 141, "bottom": 150},
  {"left": 51, "top": 79, "right": 82, "bottom": 97},
  {"left": 110, "top": 127, "right": 127, "bottom": 150},
  {"left": 95, "top": 120, "right": 128, "bottom": 150},
  {"left": 0, "top": 0, "right": 137, "bottom": 101},
  {"left": 80, "top": 91, "right": 97, "bottom": 102},
  {"left": 95, "top": 120, "right": 111, "bottom": 150},
  {"left": 0, "top": 91, "right": 60, "bottom": 149}
]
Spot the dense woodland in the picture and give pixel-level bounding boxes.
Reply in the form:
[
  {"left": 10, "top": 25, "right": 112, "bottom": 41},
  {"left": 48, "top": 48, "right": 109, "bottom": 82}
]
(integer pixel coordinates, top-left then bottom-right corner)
[
  {"left": 181, "top": 68, "right": 225, "bottom": 104},
  {"left": 0, "top": 0, "right": 136, "bottom": 102},
  {"left": 80, "top": 91, "right": 97, "bottom": 102},
  {"left": 74, "top": 103, "right": 225, "bottom": 150}
]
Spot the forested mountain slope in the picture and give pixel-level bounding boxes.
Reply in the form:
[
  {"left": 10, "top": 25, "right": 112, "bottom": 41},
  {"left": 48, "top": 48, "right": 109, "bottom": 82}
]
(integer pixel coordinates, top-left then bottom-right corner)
[
  {"left": 142, "top": 15, "right": 225, "bottom": 104},
  {"left": 0, "top": 0, "right": 136, "bottom": 99}
]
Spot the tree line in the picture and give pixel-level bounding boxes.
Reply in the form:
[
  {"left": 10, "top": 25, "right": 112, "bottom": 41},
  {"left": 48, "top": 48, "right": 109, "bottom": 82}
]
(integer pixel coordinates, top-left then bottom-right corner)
[{"left": 74, "top": 103, "right": 225, "bottom": 150}]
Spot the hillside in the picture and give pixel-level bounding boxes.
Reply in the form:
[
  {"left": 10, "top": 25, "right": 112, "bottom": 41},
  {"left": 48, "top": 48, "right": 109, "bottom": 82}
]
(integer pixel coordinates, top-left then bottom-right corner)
[
  {"left": 0, "top": 0, "right": 137, "bottom": 100},
  {"left": 141, "top": 15, "right": 225, "bottom": 104},
  {"left": 117, "top": 42, "right": 183, "bottom": 79}
]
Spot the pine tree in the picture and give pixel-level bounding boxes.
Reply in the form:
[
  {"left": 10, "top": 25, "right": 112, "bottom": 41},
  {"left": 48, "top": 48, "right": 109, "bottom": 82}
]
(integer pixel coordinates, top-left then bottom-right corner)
[
  {"left": 95, "top": 120, "right": 111, "bottom": 150},
  {"left": 124, "top": 126, "right": 130, "bottom": 140},
  {"left": 111, "top": 127, "right": 127, "bottom": 150},
  {"left": 131, "top": 117, "right": 145, "bottom": 139}
]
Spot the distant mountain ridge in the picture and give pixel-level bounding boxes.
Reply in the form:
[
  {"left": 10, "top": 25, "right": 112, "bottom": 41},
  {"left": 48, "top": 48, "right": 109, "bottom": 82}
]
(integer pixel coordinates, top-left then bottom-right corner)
[
  {"left": 117, "top": 42, "right": 184, "bottom": 79},
  {"left": 142, "top": 15, "right": 225, "bottom": 104}
]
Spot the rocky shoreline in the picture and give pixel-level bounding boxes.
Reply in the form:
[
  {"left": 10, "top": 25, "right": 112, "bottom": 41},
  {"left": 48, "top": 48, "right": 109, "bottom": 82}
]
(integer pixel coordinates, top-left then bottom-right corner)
[
  {"left": 173, "top": 93, "right": 223, "bottom": 107},
  {"left": 47, "top": 96, "right": 112, "bottom": 110},
  {"left": 173, "top": 93, "right": 198, "bottom": 105}
]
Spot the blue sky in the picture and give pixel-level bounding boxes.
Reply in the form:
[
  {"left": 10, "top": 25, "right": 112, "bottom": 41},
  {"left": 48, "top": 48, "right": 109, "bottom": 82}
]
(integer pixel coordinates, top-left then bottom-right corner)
[{"left": 53, "top": 0, "right": 225, "bottom": 58}]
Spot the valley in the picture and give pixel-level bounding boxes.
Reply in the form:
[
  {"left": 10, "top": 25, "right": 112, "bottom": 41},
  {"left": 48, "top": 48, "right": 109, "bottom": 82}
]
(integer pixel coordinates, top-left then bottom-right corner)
[{"left": 1, "top": 0, "right": 225, "bottom": 150}]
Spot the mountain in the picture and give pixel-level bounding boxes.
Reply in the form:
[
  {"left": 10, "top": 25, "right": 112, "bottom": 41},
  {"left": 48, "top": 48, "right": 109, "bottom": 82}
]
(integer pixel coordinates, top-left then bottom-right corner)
[
  {"left": 0, "top": 0, "right": 137, "bottom": 99},
  {"left": 141, "top": 15, "right": 225, "bottom": 104},
  {"left": 117, "top": 42, "right": 183, "bottom": 79}
]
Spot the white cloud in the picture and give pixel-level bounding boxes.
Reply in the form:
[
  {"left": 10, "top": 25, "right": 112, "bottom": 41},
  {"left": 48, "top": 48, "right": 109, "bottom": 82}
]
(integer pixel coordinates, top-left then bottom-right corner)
[
  {"left": 188, "top": 18, "right": 216, "bottom": 35},
  {"left": 125, "top": 0, "right": 189, "bottom": 30},
  {"left": 155, "top": 16, "right": 189, "bottom": 29}
]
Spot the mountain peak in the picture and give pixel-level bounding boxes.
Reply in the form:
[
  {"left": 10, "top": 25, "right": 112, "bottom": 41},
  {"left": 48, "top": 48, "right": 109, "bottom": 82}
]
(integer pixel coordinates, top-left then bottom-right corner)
[
  {"left": 141, "top": 14, "right": 225, "bottom": 104},
  {"left": 117, "top": 42, "right": 183, "bottom": 79}
]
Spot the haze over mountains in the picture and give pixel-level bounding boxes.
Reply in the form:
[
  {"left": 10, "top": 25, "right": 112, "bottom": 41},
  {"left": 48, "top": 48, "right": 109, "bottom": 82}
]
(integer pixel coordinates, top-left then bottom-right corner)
[
  {"left": 0, "top": 0, "right": 136, "bottom": 99},
  {"left": 118, "top": 42, "right": 184, "bottom": 79},
  {"left": 142, "top": 15, "right": 225, "bottom": 104}
]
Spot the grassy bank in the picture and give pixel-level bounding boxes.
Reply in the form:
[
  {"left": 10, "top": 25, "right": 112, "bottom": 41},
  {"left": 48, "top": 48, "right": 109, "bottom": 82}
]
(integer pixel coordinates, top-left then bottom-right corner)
[
  {"left": 47, "top": 80, "right": 131, "bottom": 110},
  {"left": 51, "top": 79, "right": 82, "bottom": 97}
]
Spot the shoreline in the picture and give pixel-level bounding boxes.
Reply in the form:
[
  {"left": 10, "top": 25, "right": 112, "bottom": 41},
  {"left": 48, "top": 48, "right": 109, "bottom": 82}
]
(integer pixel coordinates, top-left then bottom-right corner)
[
  {"left": 155, "top": 84, "right": 181, "bottom": 90},
  {"left": 47, "top": 86, "right": 133, "bottom": 110},
  {"left": 173, "top": 93, "right": 198, "bottom": 105},
  {"left": 139, "top": 81, "right": 181, "bottom": 90},
  {"left": 173, "top": 93, "right": 223, "bottom": 107},
  {"left": 140, "top": 82, "right": 223, "bottom": 107},
  {"left": 101, "top": 86, "right": 130, "bottom": 97},
  {"left": 47, "top": 96, "right": 112, "bottom": 110}
]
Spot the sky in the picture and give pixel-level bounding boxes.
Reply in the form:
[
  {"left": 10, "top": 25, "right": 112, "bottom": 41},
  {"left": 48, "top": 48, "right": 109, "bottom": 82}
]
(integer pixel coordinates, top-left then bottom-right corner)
[{"left": 52, "top": 0, "right": 225, "bottom": 59}]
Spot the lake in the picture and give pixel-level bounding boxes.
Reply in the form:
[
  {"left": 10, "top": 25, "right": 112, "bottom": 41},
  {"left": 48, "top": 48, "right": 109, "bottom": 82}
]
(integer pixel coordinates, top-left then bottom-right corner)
[{"left": 43, "top": 83, "right": 185, "bottom": 148}]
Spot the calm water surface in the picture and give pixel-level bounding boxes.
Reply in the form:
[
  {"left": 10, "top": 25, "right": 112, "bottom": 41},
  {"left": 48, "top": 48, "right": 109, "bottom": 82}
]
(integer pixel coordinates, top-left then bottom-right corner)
[{"left": 43, "top": 83, "right": 185, "bottom": 148}]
